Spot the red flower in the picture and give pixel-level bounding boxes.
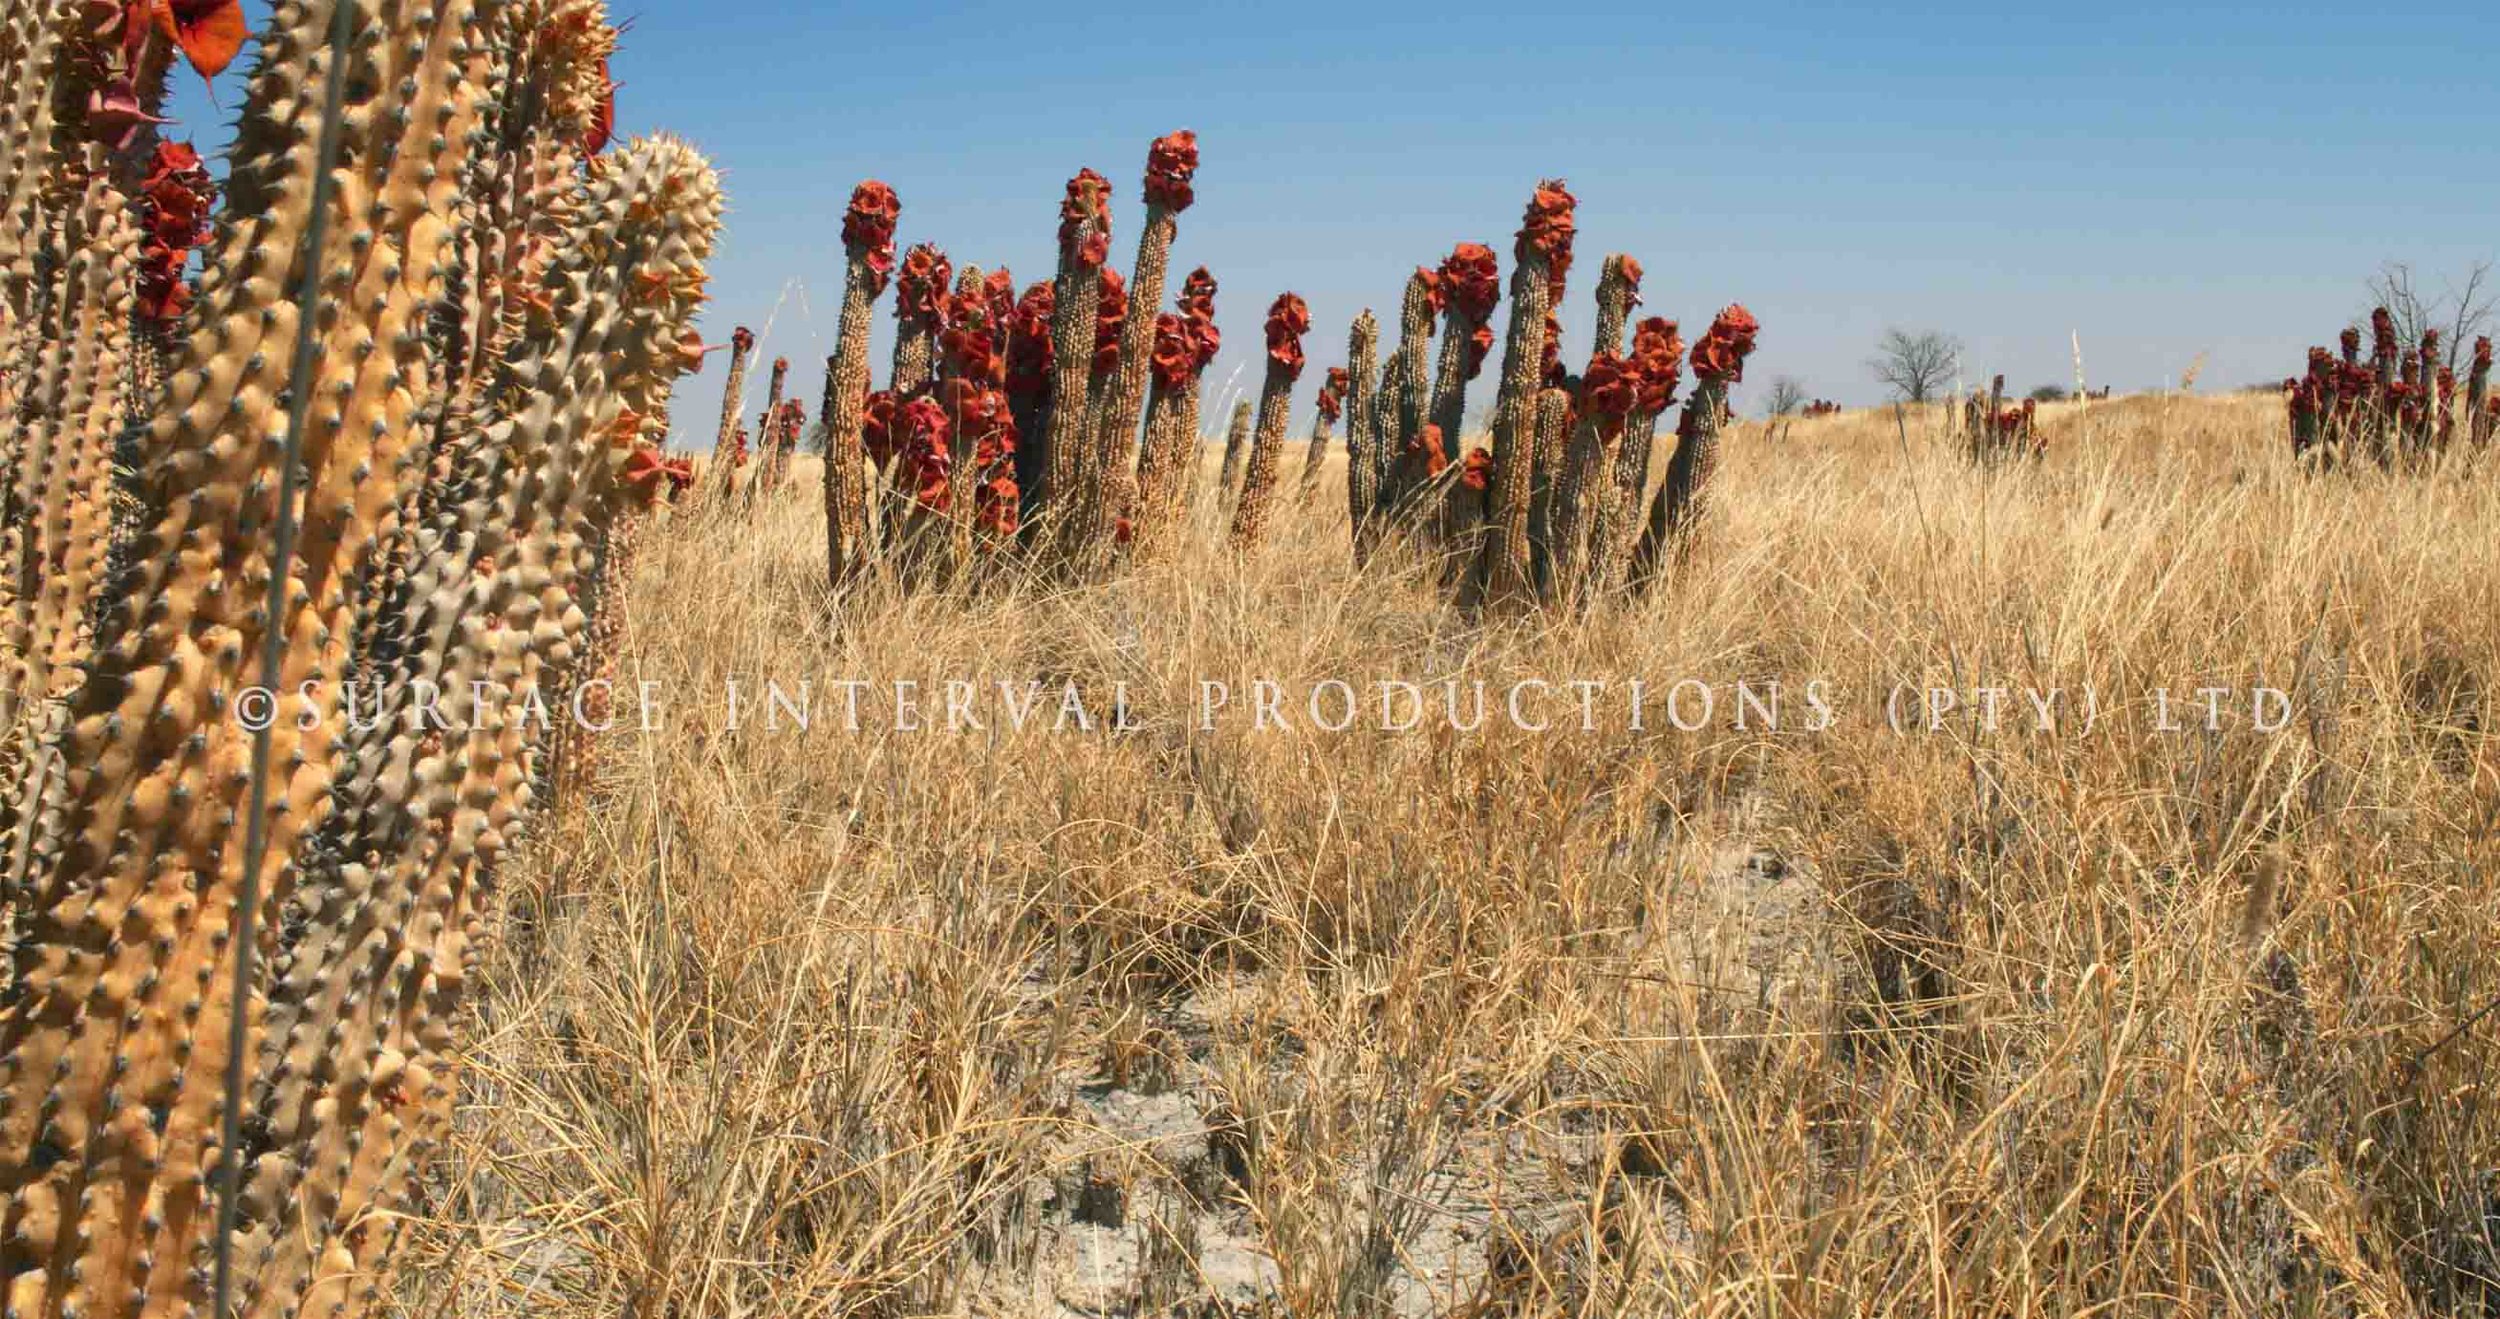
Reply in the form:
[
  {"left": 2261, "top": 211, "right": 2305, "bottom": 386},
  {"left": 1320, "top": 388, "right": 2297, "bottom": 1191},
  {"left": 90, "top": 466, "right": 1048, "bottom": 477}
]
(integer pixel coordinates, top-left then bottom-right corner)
[
  {"left": 983, "top": 268, "right": 1017, "bottom": 327},
  {"left": 1149, "top": 313, "right": 1197, "bottom": 390},
  {"left": 1628, "top": 317, "right": 1685, "bottom": 415},
  {"left": 1616, "top": 255, "right": 1644, "bottom": 308},
  {"left": 1580, "top": 352, "right": 1639, "bottom": 437},
  {"left": 1177, "top": 266, "right": 1219, "bottom": 324},
  {"left": 155, "top": 0, "right": 248, "bottom": 82},
  {"left": 843, "top": 181, "right": 901, "bottom": 295},
  {"left": 1092, "top": 266, "right": 1128, "bottom": 375},
  {"left": 2339, "top": 326, "right": 2362, "bottom": 365},
  {"left": 1265, "top": 292, "right": 1311, "bottom": 380},
  {"left": 2369, "top": 307, "right": 2398, "bottom": 367},
  {"left": 1006, "top": 281, "right": 1056, "bottom": 399},
  {"left": 85, "top": 73, "right": 168, "bottom": 148},
  {"left": 1405, "top": 423, "right": 1450, "bottom": 477},
  {"left": 892, "top": 395, "right": 954, "bottom": 510},
  {"left": 895, "top": 243, "right": 953, "bottom": 334},
  {"left": 1439, "top": 243, "right": 1500, "bottom": 323},
  {"left": 1143, "top": 129, "right": 1200, "bottom": 212},
  {"left": 1058, "top": 168, "right": 1113, "bottom": 270},
  {"left": 1416, "top": 265, "right": 1447, "bottom": 315},
  {"left": 979, "top": 472, "right": 1022, "bottom": 536},
  {"left": 1540, "top": 311, "right": 1566, "bottom": 388},
  {"left": 1514, "top": 179, "right": 1577, "bottom": 268},
  {"left": 1317, "top": 367, "right": 1349, "bottom": 423},
  {"left": 2475, "top": 335, "right": 2494, "bottom": 374},
  {"left": 134, "top": 140, "right": 215, "bottom": 329},
  {"left": 940, "top": 314, "right": 1003, "bottom": 387},
  {"left": 621, "top": 444, "right": 671, "bottom": 501},
  {"left": 585, "top": 55, "right": 616, "bottom": 155},
  {"left": 861, "top": 389, "right": 903, "bottom": 465},
  {"left": 1465, "top": 324, "right": 1494, "bottom": 380},
  {"left": 1459, "top": 446, "right": 1494, "bottom": 491},
  {"left": 1688, "top": 304, "right": 1759, "bottom": 384}
]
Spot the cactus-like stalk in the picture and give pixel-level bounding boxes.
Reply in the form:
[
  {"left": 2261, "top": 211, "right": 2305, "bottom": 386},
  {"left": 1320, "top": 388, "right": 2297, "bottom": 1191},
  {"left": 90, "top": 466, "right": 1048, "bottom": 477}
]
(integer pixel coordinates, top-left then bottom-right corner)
[
  {"left": 1077, "top": 265, "right": 1129, "bottom": 548},
  {"left": 1086, "top": 130, "right": 1197, "bottom": 551},
  {"left": 1632, "top": 304, "right": 1758, "bottom": 593},
  {"left": 1229, "top": 293, "right": 1310, "bottom": 551},
  {"left": 1299, "top": 366, "right": 1348, "bottom": 498},
  {"left": 934, "top": 262, "right": 1019, "bottom": 569},
  {"left": 1004, "top": 279, "right": 1055, "bottom": 529},
  {"left": 825, "top": 180, "right": 897, "bottom": 588},
  {"left": 2469, "top": 336, "right": 2493, "bottom": 448},
  {"left": 234, "top": 135, "right": 721, "bottom": 1319},
  {"left": 0, "top": 1, "right": 499, "bottom": 1312},
  {"left": 745, "top": 354, "right": 790, "bottom": 506},
  {"left": 1342, "top": 311, "right": 1380, "bottom": 558},
  {"left": 1377, "top": 267, "right": 1437, "bottom": 514},
  {"left": 1425, "top": 244, "right": 1499, "bottom": 496},
  {"left": 1586, "top": 316, "right": 1684, "bottom": 596},
  {"left": 705, "top": 324, "right": 754, "bottom": 502},
  {"left": 891, "top": 242, "right": 951, "bottom": 399},
  {"left": 1469, "top": 182, "right": 1574, "bottom": 606},
  {"left": 1543, "top": 254, "right": 1642, "bottom": 601},
  {"left": 1036, "top": 169, "right": 1111, "bottom": 553},
  {"left": 1216, "top": 399, "right": 1254, "bottom": 502},
  {"left": 1131, "top": 267, "right": 1218, "bottom": 557},
  {"left": 0, "top": 167, "right": 136, "bottom": 738}
]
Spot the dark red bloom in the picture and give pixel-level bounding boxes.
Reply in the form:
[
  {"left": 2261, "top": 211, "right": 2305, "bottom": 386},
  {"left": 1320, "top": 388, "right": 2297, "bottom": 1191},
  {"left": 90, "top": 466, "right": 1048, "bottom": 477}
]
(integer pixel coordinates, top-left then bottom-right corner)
[
  {"left": 978, "top": 472, "right": 1021, "bottom": 536},
  {"left": 134, "top": 140, "right": 216, "bottom": 328},
  {"left": 2369, "top": 307, "right": 2398, "bottom": 368},
  {"left": 843, "top": 181, "right": 902, "bottom": 295},
  {"left": 889, "top": 395, "right": 954, "bottom": 510},
  {"left": 1439, "top": 243, "right": 1500, "bottom": 323},
  {"left": 1142, "top": 129, "right": 1200, "bottom": 212},
  {"left": 1006, "top": 281, "right": 1056, "bottom": 399},
  {"left": 895, "top": 244, "right": 953, "bottom": 334},
  {"left": 1265, "top": 292, "right": 1311, "bottom": 380},
  {"left": 1092, "top": 266, "right": 1128, "bottom": 375},
  {"left": 1628, "top": 317, "right": 1685, "bottom": 415},
  {"left": 1460, "top": 446, "right": 1494, "bottom": 491},
  {"left": 1541, "top": 312, "right": 1566, "bottom": 388},
  {"left": 1406, "top": 423, "right": 1450, "bottom": 477},
  {"left": 1688, "top": 304, "right": 1759, "bottom": 384},
  {"left": 2475, "top": 335, "right": 2494, "bottom": 374},
  {"left": 861, "top": 389, "right": 904, "bottom": 465},
  {"left": 1416, "top": 265, "right": 1447, "bottom": 315},
  {"left": 1177, "top": 266, "right": 1219, "bottom": 324},
  {"left": 940, "top": 313, "right": 1003, "bottom": 387},
  {"left": 1317, "top": 367, "right": 1349, "bottom": 423},
  {"left": 1058, "top": 168, "right": 1113, "bottom": 270},
  {"left": 1465, "top": 324, "right": 1494, "bottom": 380},
  {"left": 1515, "top": 179, "right": 1577, "bottom": 268},
  {"left": 1580, "top": 352, "right": 1639, "bottom": 437},
  {"left": 1616, "top": 255, "right": 1644, "bottom": 308},
  {"left": 2339, "top": 326, "right": 2362, "bottom": 365},
  {"left": 156, "top": 0, "right": 248, "bottom": 82},
  {"left": 1149, "top": 313, "right": 1196, "bottom": 390},
  {"left": 584, "top": 55, "right": 616, "bottom": 155},
  {"left": 983, "top": 268, "right": 1017, "bottom": 326}
]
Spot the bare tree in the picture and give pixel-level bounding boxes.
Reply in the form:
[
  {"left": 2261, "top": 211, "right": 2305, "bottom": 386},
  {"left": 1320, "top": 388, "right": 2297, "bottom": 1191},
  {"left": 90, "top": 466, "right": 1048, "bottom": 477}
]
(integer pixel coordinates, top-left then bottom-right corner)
[
  {"left": 1868, "top": 328, "right": 1962, "bottom": 403},
  {"left": 2360, "top": 261, "right": 2494, "bottom": 374},
  {"left": 1764, "top": 375, "right": 1807, "bottom": 417}
]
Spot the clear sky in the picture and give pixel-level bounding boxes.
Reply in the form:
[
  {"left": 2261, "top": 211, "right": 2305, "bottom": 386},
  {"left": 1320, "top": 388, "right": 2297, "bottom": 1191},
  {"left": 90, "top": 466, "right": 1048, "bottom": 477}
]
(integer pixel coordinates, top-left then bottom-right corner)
[{"left": 169, "top": 1, "right": 2500, "bottom": 442}]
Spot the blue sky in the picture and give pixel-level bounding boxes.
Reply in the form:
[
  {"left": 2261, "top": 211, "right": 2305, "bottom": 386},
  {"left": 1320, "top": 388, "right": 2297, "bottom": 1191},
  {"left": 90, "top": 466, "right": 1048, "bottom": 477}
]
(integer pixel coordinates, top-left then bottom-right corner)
[{"left": 169, "top": 1, "right": 2500, "bottom": 441}]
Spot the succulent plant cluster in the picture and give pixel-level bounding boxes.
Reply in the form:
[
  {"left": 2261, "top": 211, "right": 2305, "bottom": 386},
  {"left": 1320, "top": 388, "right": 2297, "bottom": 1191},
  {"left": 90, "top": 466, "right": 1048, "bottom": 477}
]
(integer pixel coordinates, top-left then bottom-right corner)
[
  {"left": 2287, "top": 311, "right": 2489, "bottom": 467},
  {"left": 818, "top": 131, "right": 1246, "bottom": 584},
  {"left": 1962, "top": 375, "right": 2041, "bottom": 464},
  {"left": 0, "top": 2, "right": 722, "bottom": 1315},
  {"left": 1328, "top": 183, "right": 1756, "bottom": 608}
]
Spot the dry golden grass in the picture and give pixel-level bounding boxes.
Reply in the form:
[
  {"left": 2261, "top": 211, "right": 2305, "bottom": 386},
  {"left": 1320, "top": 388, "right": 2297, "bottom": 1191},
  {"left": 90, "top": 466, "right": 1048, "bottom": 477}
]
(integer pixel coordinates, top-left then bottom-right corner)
[{"left": 404, "top": 392, "right": 2500, "bottom": 1317}]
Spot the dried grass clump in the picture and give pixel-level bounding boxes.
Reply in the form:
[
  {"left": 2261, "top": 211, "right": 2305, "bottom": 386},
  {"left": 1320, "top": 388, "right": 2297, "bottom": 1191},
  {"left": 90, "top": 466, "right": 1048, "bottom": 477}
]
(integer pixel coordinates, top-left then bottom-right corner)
[{"left": 425, "top": 391, "right": 2500, "bottom": 1318}]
